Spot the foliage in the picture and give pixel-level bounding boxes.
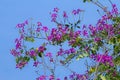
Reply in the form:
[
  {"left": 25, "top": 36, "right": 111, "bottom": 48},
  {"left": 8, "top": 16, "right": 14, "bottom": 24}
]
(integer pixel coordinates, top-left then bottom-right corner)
[{"left": 10, "top": 0, "right": 120, "bottom": 80}]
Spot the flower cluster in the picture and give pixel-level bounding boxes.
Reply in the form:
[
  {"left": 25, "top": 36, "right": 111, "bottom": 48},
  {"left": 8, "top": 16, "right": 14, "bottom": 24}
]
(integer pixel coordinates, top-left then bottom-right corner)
[
  {"left": 90, "top": 54, "right": 114, "bottom": 66},
  {"left": 36, "top": 75, "right": 60, "bottom": 80},
  {"left": 16, "top": 61, "right": 27, "bottom": 69},
  {"left": 72, "top": 9, "right": 83, "bottom": 15},
  {"left": 57, "top": 47, "right": 76, "bottom": 56},
  {"left": 11, "top": 2, "right": 120, "bottom": 80},
  {"left": 64, "top": 73, "right": 88, "bottom": 80}
]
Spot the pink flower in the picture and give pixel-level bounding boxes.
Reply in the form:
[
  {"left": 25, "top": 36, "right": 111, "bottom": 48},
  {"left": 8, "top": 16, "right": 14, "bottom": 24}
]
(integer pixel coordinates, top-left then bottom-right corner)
[
  {"left": 16, "top": 61, "right": 27, "bottom": 69},
  {"left": 37, "top": 75, "right": 46, "bottom": 80},
  {"left": 112, "top": 4, "right": 118, "bottom": 14},
  {"left": 15, "top": 38, "right": 21, "bottom": 49},
  {"left": 53, "top": 7, "right": 59, "bottom": 12},
  {"left": 57, "top": 48, "right": 64, "bottom": 56},
  {"left": 45, "top": 52, "right": 52, "bottom": 58},
  {"left": 24, "top": 20, "right": 28, "bottom": 25},
  {"left": 69, "top": 48, "right": 76, "bottom": 53},
  {"left": 56, "top": 34, "right": 62, "bottom": 40},
  {"left": 10, "top": 49, "right": 20, "bottom": 56},
  {"left": 16, "top": 24, "right": 23, "bottom": 28},
  {"left": 49, "top": 75, "right": 54, "bottom": 80},
  {"left": 72, "top": 10, "right": 77, "bottom": 15},
  {"left": 94, "top": 37, "right": 101, "bottom": 42},
  {"left": 91, "top": 54, "right": 114, "bottom": 66},
  {"left": 63, "top": 11, "right": 68, "bottom": 18},
  {"left": 77, "top": 9, "right": 81, "bottom": 14},
  {"left": 82, "top": 30, "right": 88, "bottom": 36},
  {"left": 47, "top": 35, "right": 53, "bottom": 41},
  {"left": 72, "top": 9, "right": 81, "bottom": 15},
  {"left": 33, "top": 61, "right": 40, "bottom": 67},
  {"left": 42, "top": 26, "right": 48, "bottom": 32},
  {"left": 37, "top": 22, "right": 42, "bottom": 26},
  {"left": 29, "top": 50, "right": 37, "bottom": 57},
  {"left": 51, "top": 28, "right": 57, "bottom": 35},
  {"left": 64, "top": 50, "right": 71, "bottom": 54},
  {"left": 74, "top": 30, "right": 81, "bottom": 37},
  {"left": 89, "top": 25, "right": 97, "bottom": 36},
  {"left": 39, "top": 46, "right": 45, "bottom": 52},
  {"left": 51, "top": 13, "right": 57, "bottom": 22},
  {"left": 36, "top": 27, "right": 41, "bottom": 32}
]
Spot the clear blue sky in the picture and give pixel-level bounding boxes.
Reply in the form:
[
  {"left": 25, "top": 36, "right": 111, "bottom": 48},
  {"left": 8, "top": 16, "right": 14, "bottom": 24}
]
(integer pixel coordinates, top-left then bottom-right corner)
[{"left": 0, "top": 0, "right": 119, "bottom": 80}]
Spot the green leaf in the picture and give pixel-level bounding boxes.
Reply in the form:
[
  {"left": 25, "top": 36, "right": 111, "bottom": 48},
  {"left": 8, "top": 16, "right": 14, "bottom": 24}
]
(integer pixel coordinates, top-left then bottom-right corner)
[
  {"left": 25, "top": 37, "right": 35, "bottom": 42},
  {"left": 108, "top": 37, "right": 116, "bottom": 44},
  {"left": 114, "top": 56, "right": 120, "bottom": 66},
  {"left": 113, "top": 44, "right": 120, "bottom": 55},
  {"left": 20, "top": 49, "right": 24, "bottom": 53},
  {"left": 16, "top": 58, "right": 19, "bottom": 63},
  {"left": 38, "top": 52, "right": 42, "bottom": 57},
  {"left": 76, "top": 52, "right": 89, "bottom": 60},
  {"left": 100, "top": 75, "right": 106, "bottom": 80},
  {"left": 24, "top": 56, "right": 30, "bottom": 62},
  {"left": 33, "top": 56, "right": 37, "bottom": 61},
  {"left": 83, "top": 0, "right": 92, "bottom": 3},
  {"left": 83, "top": 0, "right": 87, "bottom": 2},
  {"left": 89, "top": 67, "right": 95, "bottom": 74},
  {"left": 64, "top": 54, "right": 75, "bottom": 64}
]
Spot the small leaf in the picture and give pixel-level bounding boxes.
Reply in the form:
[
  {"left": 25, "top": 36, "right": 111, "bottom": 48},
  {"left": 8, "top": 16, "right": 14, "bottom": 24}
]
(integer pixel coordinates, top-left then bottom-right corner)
[
  {"left": 89, "top": 67, "right": 95, "bottom": 74},
  {"left": 25, "top": 37, "right": 35, "bottom": 42},
  {"left": 64, "top": 54, "right": 75, "bottom": 64},
  {"left": 76, "top": 52, "right": 89, "bottom": 60},
  {"left": 100, "top": 75, "right": 106, "bottom": 80},
  {"left": 33, "top": 56, "right": 37, "bottom": 61},
  {"left": 38, "top": 52, "right": 42, "bottom": 57}
]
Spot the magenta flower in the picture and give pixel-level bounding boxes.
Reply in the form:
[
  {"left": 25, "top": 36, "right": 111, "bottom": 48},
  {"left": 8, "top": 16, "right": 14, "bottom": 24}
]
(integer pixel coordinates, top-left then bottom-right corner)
[
  {"left": 10, "top": 49, "right": 20, "bottom": 56},
  {"left": 36, "top": 27, "right": 41, "bottom": 32},
  {"left": 16, "top": 24, "right": 23, "bottom": 28},
  {"left": 42, "top": 26, "right": 48, "bottom": 32},
  {"left": 64, "top": 50, "right": 71, "bottom": 54},
  {"left": 51, "top": 28, "right": 57, "bottom": 35},
  {"left": 15, "top": 38, "right": 21, "bottom": 49},
  {"left": 61, "top": 28, "right": 67, "bottom": 34},
  {"left": 29, "top": 50, "right": 37, "bottom": 57},
  {"left": 63, "top": 11, "right": 68, "bottom": 18},
  {"left": 53, "top": 7, "right": 59, "bottom": 13},
  {"left": 74, "top": 30, "right": 81, "bottom": 38},
  {"left": 33, "top": 61, "right": 40, "bottom": 67},
  {"left": 49, "top": 75, "right": 54, "bottom": 80},
  {"left": 37, "top": 75, "right": 46, "bottom": 80},
  {"left": 77, "top": 9, "right": 81, "bottom": 14},
  {"left": 39, "top": 46, "right": 45, "bottom": 52},
  {"left": 94, "top": 37, "right": 101, "bottom": 42},
  {"left": 69, "top": 48, "right": 76, "bottom": 53},
  {"left": 72, "top": 9, "right": 81, "bottom": 15},
  {"left": 56, "top": 34, "right": 62, "bottom": 40},
  {"left": 72, "top": 10, "right": 77, "bottom": 15},
  {"left": 68, "top": 39, "right": 76, "bottom": 45},
  {"left": 90, "top": 54, "right": 114, "bottom": 66},
  {"left": 82, "top": 30, "right": 88, "bottom": 36},
  {"left": 89, "top": 25, "right": 97, "bottom": 35},
  {"left": 57, "top": 48, "right": 64, "bottom": 56},
  {"left": 24, "top": 20, "right": 28, "bottom": 25},
  {"left": 56, "top": 78, "right": 60, "bottom": 80},
  {"left": 51, "top": 13, "right": 57, "bottom": 22},
  {"left": 16, "top": 61, "right": 27, "bottom": 69},
  {"left": 37, "top": 22, "right": 42, "bottom": 26},
  {"left": 112, "top": 4, "right": 118, "bottom": 14},
  {"left": 47, "top": 35, "right": 53, "bottom": 41},
  {"left": 45, "top": 52, "right": 52, "bottom": 58}
]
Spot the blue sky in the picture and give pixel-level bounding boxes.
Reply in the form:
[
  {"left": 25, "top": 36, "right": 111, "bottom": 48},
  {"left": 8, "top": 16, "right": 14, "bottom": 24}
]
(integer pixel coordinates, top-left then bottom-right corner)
[{"left": 0, "top": 0, "right": 119, "bottom": 80}]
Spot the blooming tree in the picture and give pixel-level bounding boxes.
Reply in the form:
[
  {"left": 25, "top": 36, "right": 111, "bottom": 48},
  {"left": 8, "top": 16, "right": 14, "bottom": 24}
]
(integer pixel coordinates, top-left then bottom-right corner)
[{"left": 11, "top": 0, "right": 120, "bottom": 80}]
